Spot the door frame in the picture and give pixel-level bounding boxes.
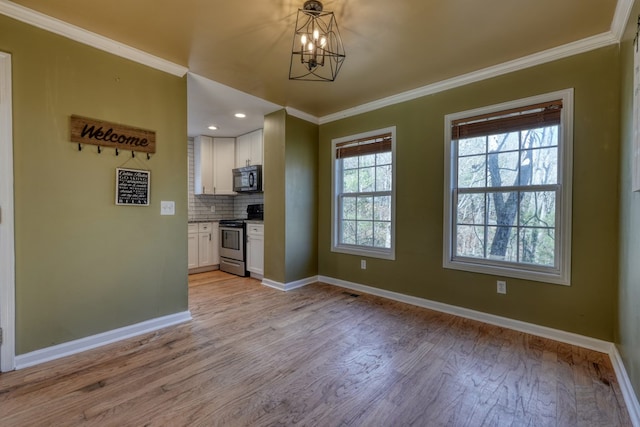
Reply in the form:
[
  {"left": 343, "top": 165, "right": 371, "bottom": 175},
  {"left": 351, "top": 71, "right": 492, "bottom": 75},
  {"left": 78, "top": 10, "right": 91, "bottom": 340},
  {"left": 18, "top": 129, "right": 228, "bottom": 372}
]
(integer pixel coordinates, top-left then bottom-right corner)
[{"left": 0, "top": 51, "right": 15, "bottom": 372}]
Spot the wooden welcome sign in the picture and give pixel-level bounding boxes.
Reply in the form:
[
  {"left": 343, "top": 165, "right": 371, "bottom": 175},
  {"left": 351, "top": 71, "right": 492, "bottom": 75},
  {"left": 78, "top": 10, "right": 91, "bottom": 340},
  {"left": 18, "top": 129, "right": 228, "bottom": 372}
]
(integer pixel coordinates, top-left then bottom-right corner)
[{"left": 70, "top": 115, "right": 156, "bottom": 153}]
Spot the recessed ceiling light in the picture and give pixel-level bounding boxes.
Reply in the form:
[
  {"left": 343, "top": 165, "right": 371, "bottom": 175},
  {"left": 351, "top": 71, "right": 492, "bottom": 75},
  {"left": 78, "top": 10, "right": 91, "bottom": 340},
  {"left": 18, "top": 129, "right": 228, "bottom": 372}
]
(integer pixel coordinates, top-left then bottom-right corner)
[
  {"left": 208, "top": 125, "right": 218, "bottom": 130},
  {"left": 234, "top": 113, "right": 246, "bottom": 118}
]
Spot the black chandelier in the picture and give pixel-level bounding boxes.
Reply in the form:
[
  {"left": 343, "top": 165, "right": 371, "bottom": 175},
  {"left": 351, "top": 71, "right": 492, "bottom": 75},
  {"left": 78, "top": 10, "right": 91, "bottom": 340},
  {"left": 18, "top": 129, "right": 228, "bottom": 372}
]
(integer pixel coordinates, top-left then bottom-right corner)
[{"left": 289, "top": 0, "right": 346, "bottom": 81}]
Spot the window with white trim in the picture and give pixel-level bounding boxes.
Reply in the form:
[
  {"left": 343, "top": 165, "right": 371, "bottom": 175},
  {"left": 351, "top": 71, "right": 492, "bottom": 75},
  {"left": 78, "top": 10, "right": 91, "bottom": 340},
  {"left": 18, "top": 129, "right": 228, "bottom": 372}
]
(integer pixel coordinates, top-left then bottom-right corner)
[
  {"left": 332, "top": 127, "right": 396, "bottom": 260},
  {"left": 444, "top": 90, "right": 572, "bottom": 285}
]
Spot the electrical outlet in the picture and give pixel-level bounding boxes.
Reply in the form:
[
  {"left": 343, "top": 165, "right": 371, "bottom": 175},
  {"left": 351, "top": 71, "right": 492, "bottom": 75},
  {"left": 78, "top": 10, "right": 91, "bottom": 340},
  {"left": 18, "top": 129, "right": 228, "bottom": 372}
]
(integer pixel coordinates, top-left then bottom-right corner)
[
  {"left": 361, "top": 259, "right": 367, "bottom": 269},
  {"left": 497, "top": 280, "right": 507, "bottom": 294}
]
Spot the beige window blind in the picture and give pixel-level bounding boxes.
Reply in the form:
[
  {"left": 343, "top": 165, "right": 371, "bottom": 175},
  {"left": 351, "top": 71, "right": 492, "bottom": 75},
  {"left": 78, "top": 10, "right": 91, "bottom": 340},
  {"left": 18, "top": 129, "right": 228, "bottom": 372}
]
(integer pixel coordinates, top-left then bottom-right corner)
[
  {"left": 451, "top": 100, "right": 562, "bottom": 140},
  {"left": 336, "top": 133, "right": 392, "bottom": 159}
]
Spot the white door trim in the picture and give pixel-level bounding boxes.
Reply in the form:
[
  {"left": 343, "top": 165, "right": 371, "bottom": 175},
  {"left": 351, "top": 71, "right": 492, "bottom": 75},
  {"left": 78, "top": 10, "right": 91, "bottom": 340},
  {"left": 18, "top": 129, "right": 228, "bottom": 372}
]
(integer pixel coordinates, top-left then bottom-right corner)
[{"left": 0, "top": 51, "right": 16, "bottom": 372}]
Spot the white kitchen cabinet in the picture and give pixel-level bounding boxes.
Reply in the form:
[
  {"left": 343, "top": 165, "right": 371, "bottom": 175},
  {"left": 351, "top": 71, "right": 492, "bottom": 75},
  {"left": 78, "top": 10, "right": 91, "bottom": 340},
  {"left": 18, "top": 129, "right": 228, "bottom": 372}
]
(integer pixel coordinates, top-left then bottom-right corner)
[
  {"left": 188, "top": 224, "right": 199, "bottom": 269},
  {"left": 194, "top": 136, "right": 214, "bottom": 195},
  {"left": 198, "top": 230, "right": 214, "bottom": 266},
  {"left": 210, "top": 222, "right": 220, "bottom": 265},
  {"left": 246, "top": 223, "right": 264, "bottom": 277},
  {"left": 212, "top": 138, "right": 236, "bottom": 194},
  {"left": 188, "top": 222, "right": 219, "bottom": 273},
  {"left": 235, "top": 129, "right": 263, "bottom": 168},
  {"left": 194, "top": 136, "right": 236, "bottom": 195}
]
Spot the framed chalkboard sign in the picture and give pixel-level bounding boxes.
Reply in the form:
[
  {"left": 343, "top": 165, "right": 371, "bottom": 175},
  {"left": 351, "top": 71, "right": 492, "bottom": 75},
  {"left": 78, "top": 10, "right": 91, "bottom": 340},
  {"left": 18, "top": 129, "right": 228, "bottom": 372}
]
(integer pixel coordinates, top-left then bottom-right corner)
[{"left": 116, "top": 168, "right": 150, "bottom": 206}]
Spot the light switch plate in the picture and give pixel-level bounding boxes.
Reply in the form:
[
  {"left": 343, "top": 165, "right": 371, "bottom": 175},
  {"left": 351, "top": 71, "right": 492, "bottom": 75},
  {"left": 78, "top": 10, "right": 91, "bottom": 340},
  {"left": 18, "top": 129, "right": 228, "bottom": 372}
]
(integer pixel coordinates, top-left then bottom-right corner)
[{"left": 160, "top": 201, "right": 175, "bottom": 215}]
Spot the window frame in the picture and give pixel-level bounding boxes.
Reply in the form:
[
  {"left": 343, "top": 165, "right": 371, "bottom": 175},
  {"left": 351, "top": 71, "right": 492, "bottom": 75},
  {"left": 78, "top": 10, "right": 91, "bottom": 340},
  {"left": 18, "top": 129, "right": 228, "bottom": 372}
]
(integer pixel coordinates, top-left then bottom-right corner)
[
  {"left": 331, "top": 126, "right": 397, "bottom": 260},
  {"left": 443, "top": 89, "right": 573, "bottom": 285}
]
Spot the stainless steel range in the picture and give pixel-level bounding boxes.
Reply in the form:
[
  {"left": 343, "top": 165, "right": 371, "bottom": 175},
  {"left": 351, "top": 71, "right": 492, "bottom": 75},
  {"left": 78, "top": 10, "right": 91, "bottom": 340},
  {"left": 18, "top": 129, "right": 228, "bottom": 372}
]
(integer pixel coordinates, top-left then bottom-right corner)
[{"left": 219, "top": 204, "right": 263, "bottom": 276}]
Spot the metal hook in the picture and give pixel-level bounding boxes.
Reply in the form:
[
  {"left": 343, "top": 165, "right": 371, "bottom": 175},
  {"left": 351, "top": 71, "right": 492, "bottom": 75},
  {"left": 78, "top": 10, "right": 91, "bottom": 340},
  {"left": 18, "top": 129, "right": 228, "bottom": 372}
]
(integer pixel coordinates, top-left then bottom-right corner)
[
  {"left": 97, "top": 146, "right": 101, "bottom": 154},
  {"left": 147, "top": 153, "right": 151, "bottom": 160},
  {"left": 78, "top": 143, "right": 82, "bottom": 151},
  {"left": 132, "top": 151, "right": 135, "bottom": 158},
  {"left": 115, "top": 148, "right": 119, "bottom": 156}
]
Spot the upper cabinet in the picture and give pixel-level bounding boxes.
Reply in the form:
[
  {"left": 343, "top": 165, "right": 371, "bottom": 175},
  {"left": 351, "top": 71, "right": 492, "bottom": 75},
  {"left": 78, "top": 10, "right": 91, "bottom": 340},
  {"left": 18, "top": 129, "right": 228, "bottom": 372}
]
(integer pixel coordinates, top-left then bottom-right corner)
[
  {"left": 194, "top": 136, "right": 236, "bottom": 195},
  {"left": 212, "top": 138, "right": 236, "bottom": 194},
  {"left": 194, "top": 135, "right": 213, "bottom": 195},
  {"left": 235, "top": 129, "right": 263, "bottom": 168}
]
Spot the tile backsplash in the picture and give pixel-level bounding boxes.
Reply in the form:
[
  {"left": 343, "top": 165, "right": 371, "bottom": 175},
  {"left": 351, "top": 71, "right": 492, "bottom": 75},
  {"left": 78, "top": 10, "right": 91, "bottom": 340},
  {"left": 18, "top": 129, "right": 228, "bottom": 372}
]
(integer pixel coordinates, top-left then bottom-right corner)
[{"left": 188, "top": 138, "right": 264, "bottom": 221}]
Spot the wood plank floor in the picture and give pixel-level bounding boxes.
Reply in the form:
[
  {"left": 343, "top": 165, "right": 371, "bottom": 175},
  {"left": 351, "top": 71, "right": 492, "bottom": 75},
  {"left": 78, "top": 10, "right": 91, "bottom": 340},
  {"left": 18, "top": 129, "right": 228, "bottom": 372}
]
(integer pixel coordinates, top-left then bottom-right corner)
[{"left": 0, "top": 271, "right": 632, "bottom": 426}]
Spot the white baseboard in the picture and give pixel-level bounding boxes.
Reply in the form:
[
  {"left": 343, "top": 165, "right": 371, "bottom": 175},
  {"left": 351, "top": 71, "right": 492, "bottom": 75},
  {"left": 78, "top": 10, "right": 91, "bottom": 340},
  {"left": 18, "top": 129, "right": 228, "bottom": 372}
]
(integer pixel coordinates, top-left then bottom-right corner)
[
  {"left": 319, "top": 275, "right": 611, "bottom": 351},
  {"left": 318, "top": 275, "right": 640, "bottom": 426},
  {"left": 262, "top": 275, "right": 318, "bottom": 292},
  {"left": 610, "top": 345, "right": 640, "bottom": 427},
  {"left": 14, "top": 311, "right": 192, "bottom": 370},
  {"left": 12, "top": 275, "right": 639, "bottom": 425}
]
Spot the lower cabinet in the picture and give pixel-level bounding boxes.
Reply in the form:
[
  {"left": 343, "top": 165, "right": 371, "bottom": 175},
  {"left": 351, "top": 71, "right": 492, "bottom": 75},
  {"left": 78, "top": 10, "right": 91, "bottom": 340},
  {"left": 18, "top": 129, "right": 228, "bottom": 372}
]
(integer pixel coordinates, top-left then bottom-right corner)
[
  {"left": 187, "top": 230, "right": 199, "bottom": 269},
  {"left": 246, "top": 223, "right": 264, "bottom": 277},
  {"left": 188, "top": 222, "right": 219, "bottom": 273}
]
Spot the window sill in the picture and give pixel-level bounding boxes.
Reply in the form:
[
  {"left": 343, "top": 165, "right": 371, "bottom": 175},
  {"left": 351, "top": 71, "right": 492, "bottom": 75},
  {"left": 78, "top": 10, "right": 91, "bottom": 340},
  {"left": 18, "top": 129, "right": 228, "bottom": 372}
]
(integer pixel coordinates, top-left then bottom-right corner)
[
  {"left": 443, "top": 258, "right": 570, "bottom": 286},
  {"left": 332, "top": 245, "right": 395, "bottom": 261}
]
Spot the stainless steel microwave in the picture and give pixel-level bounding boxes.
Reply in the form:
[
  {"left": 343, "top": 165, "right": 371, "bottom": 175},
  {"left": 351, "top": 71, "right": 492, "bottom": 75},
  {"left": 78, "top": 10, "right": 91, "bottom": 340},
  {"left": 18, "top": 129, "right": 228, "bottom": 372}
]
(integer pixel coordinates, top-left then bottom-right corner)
[{"left": 232, "top": 165, "right": 262, "bottom": 193}]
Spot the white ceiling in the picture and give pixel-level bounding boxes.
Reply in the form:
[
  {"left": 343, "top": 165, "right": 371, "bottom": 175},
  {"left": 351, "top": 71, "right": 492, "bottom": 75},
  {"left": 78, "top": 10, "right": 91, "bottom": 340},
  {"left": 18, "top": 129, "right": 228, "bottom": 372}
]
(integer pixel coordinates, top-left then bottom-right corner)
[
  {"left": 187, "top": 73, "right": 281, "bottom": 138},
  {"left": 1, "top": 0, "right": 631, "bottom": 137}
]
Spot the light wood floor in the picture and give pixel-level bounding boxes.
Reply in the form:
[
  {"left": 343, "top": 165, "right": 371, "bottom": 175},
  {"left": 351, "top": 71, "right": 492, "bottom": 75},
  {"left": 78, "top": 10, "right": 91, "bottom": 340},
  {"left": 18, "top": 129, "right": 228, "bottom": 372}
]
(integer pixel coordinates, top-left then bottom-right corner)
[{"left": 0, "top": 271, "right": 632, "bottom": 426}]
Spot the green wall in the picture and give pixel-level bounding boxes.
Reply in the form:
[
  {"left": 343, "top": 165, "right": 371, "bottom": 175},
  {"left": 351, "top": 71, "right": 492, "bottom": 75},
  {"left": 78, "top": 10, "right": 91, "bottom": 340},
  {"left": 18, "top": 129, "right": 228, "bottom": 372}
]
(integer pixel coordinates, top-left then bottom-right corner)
[
  {"left": 1, "top": 15, "right": 188, "bottom": 354},
  {"left": 264, "top": 110, "right": 318, "bottom": 284},
  {"left": 284, "top": 115, "right": 318, "bottom": 283},
  {"left": 264, "top": 110, "right": 287, "bottom": 283},
  {"left": 318, "top": 47, "right": 620, "bottom": 340},
  {"left": 618, "top": 0, "right": 640, "bottom": 401}
]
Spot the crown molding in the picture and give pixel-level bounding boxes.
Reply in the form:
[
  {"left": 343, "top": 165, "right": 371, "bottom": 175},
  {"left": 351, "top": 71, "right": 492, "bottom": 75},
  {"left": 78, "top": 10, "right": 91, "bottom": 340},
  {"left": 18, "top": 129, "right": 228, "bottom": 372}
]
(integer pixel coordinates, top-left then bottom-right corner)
[
  {"left": 0, "top": 0, "right": 188, "bottom": 77},
  {"left": 1, "top": 0, "right": 631, "bottom": 124},
  {"left": 285, "top": 107, "right": 320, "bottom": 125},
  {"left": 611, "top": 0, "right": 635, "bottom": 41},
  {"left": 320, "top": 31, "right": 619, "bottom": 124}
]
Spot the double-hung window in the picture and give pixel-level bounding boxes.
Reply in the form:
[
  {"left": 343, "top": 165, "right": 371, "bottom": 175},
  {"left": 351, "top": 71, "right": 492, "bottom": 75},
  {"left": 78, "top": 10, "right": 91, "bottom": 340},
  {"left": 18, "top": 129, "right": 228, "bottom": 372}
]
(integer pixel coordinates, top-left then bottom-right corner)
[
  {"left": 332, "top": 127, "right": 396, "bottom": 260},
  {"left": 443, "top": 90, "right": 573, "bottom": 285}
]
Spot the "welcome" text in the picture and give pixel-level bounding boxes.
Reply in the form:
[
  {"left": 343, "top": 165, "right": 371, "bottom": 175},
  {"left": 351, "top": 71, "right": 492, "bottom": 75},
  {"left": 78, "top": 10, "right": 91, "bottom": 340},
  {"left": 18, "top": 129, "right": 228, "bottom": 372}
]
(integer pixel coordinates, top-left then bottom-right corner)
[{"left": 80, "top": 124, "right": 149, "bottom": 147}]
